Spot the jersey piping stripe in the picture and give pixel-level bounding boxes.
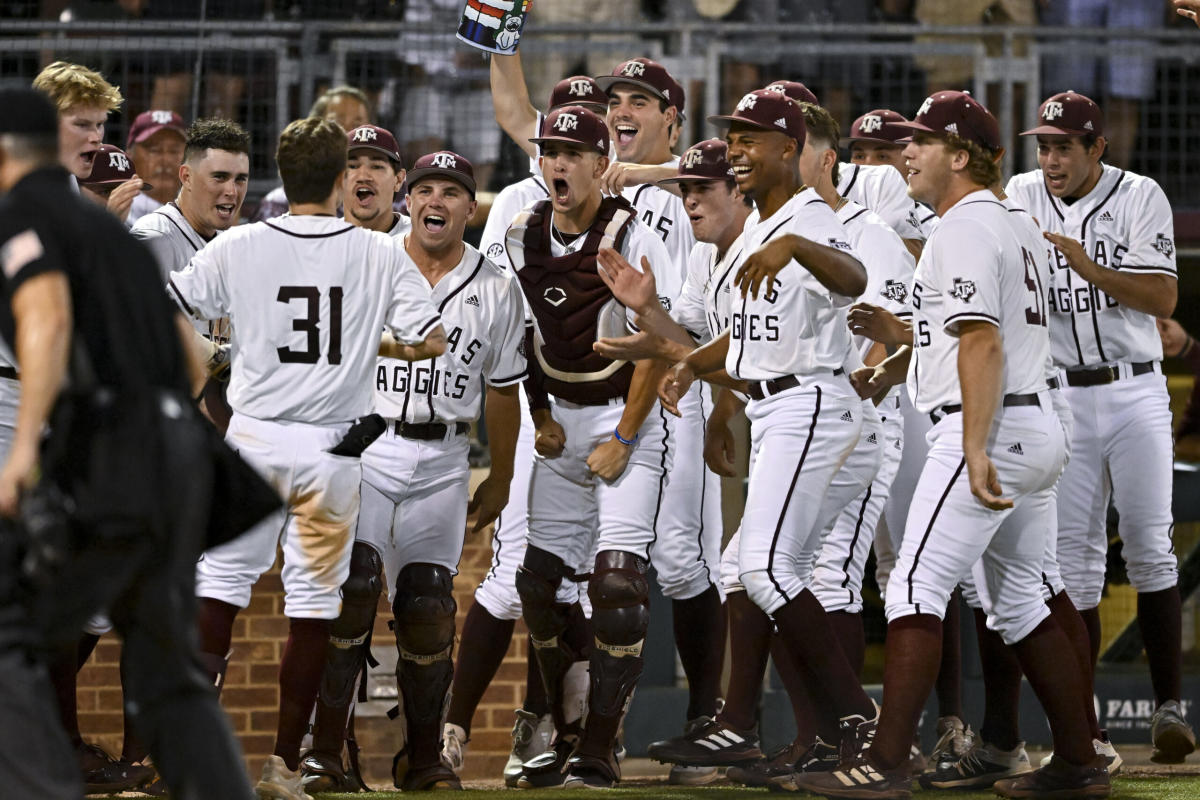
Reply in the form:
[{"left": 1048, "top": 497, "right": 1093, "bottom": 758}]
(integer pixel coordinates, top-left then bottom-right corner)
[
  {"left": 1118, "top": 263, "right": 1177, "bottom": 274},
  {"left": 732, "top": 216, "right": 793, "bottom": 378},
  {"left": 944, "top": 311, "right": 999, "bottom": 326},
  {"left": 693, "top": 386, "right": 714, "bottom": 587},
  {"left": 438, "top": 255, "right": 487, "bottom": 312},
  {"left": 905, "top": 457, "right": 967, "bottom": 609},
  {"left": 263, "top": 219, "right": 355, "bottom": 238},
  {"left": 765, "top": 385, "right": 822, "bottom": 604},
  {"left": 158, "top": 203, "right": 205, "bottom": 252},
  {"left": 644, "top": 404, "right": 673, "bottom": 560},
  {"left": 840, "top": 483, "right": 873, "bottom": 603},
  {"left": 842, "top": 165, "right": 860, "bottom": 194},
  {"left": 707, "top": 246, "right": 743, "bottom": 340},
  {"left": 1063, "top": 267, "right": 1085, "bottom": 365},
  {"left": 534, "top": 177, "right": 550, "bottom": 197},
  {"left": 631, "top": 184, "right": 653, "bottom": 209},
  {"left": 1078, "top": 171, "right": 1124, "bottom": 366},
  {"left": 415, "top": 315, "right": 442, "bottom": 338},
  {"left": 167, "top": 278, "right": 194, "bottom": 315},
  {"left": 841, "top": 207, "right": 870, "bottom": 226},
  {"left": 1042, "top": 181, "right": 1066, "bottom": 222},
  {"left": 488, "top": 369, "right": 529, "bottom": 386},
  {"left": 419, "top": 255, "right": 488, "bottom": 424}
]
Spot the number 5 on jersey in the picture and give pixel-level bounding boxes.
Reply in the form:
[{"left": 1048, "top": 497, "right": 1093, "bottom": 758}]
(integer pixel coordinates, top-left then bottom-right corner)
[{"left": 277, "top": 285, "right": 344, "bottom": 364}]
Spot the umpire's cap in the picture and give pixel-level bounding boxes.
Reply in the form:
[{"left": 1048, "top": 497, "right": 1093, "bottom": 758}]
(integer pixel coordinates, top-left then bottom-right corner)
[{"left": 0, "top": 88, "right": 58, "bottom": 135}]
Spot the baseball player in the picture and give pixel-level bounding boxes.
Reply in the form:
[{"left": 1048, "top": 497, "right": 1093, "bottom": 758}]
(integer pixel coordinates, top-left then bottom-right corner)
[
  {"left": 303, "top": 141, "right": 527, "bottom": 792},
  {"left": 125, "top": 109, "right": 187, "bottom": 225},
  {"left": 448, "top": 73, "right": 608, "bottom": 787},
  {"left": 760, "top": 80, "right": 926, "bottom": 256},
  {"left": 1005, "top": 90, "right": 1193, "bottom": 763},
  {"left": 504, "top": 105, "right": 675, "bottom": 789},
  {"left": 846, "top": 108, "right": 939, "bottom": 242},
  {"left": 169, "top": 117, "right": 447, "bottom": 800},
  {"left": 796, "top": 91, "right": 1106, "bottom": 800},
  {"left": 660, "top": 88, "right": 879, "bottom": 765}
]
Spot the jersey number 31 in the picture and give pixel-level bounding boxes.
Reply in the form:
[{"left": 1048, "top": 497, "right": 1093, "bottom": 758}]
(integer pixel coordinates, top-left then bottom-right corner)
[{"left": 277, "top": 285, "right": 344, "bottom": 364}]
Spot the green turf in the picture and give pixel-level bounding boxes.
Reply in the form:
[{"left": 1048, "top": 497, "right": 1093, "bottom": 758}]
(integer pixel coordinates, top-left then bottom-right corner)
[{"left": 87, "top": 775, "right": 1200, "bottom": 798}]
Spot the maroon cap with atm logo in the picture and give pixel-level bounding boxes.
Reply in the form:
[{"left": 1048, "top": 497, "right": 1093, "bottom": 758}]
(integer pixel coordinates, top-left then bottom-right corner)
[
  {"left": 893, "top": 91, "right": 1001, "bottom": 151},
  {"left": 1021, "top": 91, "right": 1104, "bottom": 138},
  {"left": 708, "top": 89, "right": 806, "bottom": 145},
  {"left": 657, "top": 139, "right": 734, "bottom": 185},
  {"left": 530, "top": 105, "right": 610, "bottom": 155}
]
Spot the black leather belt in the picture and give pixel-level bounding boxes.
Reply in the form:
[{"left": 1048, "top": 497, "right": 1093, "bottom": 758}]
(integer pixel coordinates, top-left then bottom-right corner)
[
  {"left": 1064, "top": 361, "right": 1154, "bottom": 388},
  {"left": 1046, "top": 376, "right": 1060, "bottom": 390},
  {"left": 395, "top": 420, "right": 470, "bottom": 440},
  {"left": 931, "top": 392, "right": 1041, "bottom": 424},
  {"left": 0, "top": 366, "right": 17, "bottom": 380},
  {"left": 747, "top": 368, "right": 844, "bottom": 401}
]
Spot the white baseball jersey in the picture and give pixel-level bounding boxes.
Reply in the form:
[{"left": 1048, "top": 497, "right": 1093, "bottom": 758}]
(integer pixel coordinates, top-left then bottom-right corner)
[
  {"left": 169, "top": 215, "right": 442, "bottom": 425},
  {"left": 385, "top": 212, "right": 412, "bottom": 239},
  {"left": 127, "top": 192, "right": 163, "bottom": 227},
  {"left": 479, "top": 175, "right": 549, "bottom": 269},
  {"left": 906, "top": 189, "right": 1052, "bottom": 413},
  {"left": 373, "top": 240, "right": 527, "bottom": 424},
  {"left": 1004, "top": 164, "right": 1176, "bottom": 368},
  {"left": 622, "top": 158, "right": 696, "bottom": 306},
  {"left": 131, "top": 201, "right": 213, "bottom": 282},
  {"left": 670, "top": 234, "right": 747, "bottom": 345},
  {"left": 837, "top": 199, "right": 916, "bottom": 362},
  {"left": 837, "top": 162, "right": 925, "bottom": 242},
  {"left": 726, "top": 189, "right": 858, "bottom": 381}
]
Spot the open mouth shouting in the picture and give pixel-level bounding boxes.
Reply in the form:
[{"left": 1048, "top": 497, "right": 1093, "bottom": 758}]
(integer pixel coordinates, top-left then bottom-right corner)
[
  {"left": 552, "top": 178, "right": 571, "bottom": 206},
  {"left": 353, "top": 184, "right": 376, "bottom": 207},
  {"left": 214, "top": 202, "right": 237, "bottom": 221},
  {"left": 1043, "top": 171, "right": 1069, "bottom": 193},
  {"left": 422, "top": 213, "right": 447, "bottom": 234},
  {"left": 614, "top": 123, "right": 639, "bottom": 151}
]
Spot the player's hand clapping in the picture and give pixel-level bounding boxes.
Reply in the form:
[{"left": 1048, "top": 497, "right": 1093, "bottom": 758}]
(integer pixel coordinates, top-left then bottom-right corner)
[
  {"left": 588, "top": 436, "right": 634, "bottom": 481},
  {"left": 597, "top": 248, "right": 659, "bottom": 314},
  {"left": 658, "top": 361, "right": 695, "bottom": 417},
  {"left": 965, "top": 449, "right": 1013, "bottom": 511},
  {"left": 532, "top": 409, "right": 566, "bottom": 458},
  {"left": 735, "top": 236, "right": 794, "bottom": 300},
  {"left": 847, "top": 303, "right": 912, "bottom": 348}
]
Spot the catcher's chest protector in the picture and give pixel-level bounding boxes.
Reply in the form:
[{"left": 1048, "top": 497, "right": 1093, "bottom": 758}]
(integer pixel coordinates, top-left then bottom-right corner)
[{"left": 507, "top": 196, "right": 638, "bottom": 404}]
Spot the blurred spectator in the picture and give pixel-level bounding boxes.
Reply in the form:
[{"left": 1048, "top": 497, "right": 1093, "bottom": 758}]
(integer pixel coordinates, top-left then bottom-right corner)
[
  {"left": 253, "top": 86, "right": 373, "bottom": 222},
  {"left": 1159, "top": 318, "right": 1200, "bottom": 462},
  {"left": 78, "top": 142, "right": 145, "bottom": 225},
  {"left": 1040, "top": 0, "right": 1162, "bottom": 169},
  {"left": 125, "top": 109, "right": 186, "bottom": 224},
  {"left": 395, "top": 0, "right": 501, "bottom": 189},
  {"left": 913, "top": 0, "right": 1035, "bottom": 93}
]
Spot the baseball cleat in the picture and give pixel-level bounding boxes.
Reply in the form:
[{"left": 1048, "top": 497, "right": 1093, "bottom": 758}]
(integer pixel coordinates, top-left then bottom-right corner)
[
  {"left": 727, "top": 739, "right": 809, "bottom": 788},
  {"left": 927, "top": 715, "right": 973, "bottom": 773},
  {"left": 767, "top": 737, "right": 841, "bottom": 792},
  {"left": 1039, "top": 730, "right": 1123, "bottom": 776},
  {"left": 917, "top": 739, "right": 1031, "bottom": 789},
  {"left": 992, "top": 754, "right": 1110, "bottom": 799},
  {"left": 667, "top": 763, "right": 721, "bottom": 785},
  {"left": 1151, "top": 700, "right": 1196, "bottom": 763},
  {"left": 255, "top": 754, "right": 316, "bottom": 800},
  {"left": 504, "top": 709, "right": 555, "bottom": 787},
  {"left": 298, "top": 750, "right": 357, "bottom": 792},
  {"left": 562, "top": 752, "right": 619, "bottom": 789},
  {"left": 78, "top": 742, "right": 155, "bottom": 794},
  {"left": 647, "top": 716, "right": 762, "bottom": 767},
  {"left": 399, "top": 762, "right": 463, "bottom": 791},
  {"left": 516, "top": 739, "right": 574, "bottom": 789},
  {"left": 440, "top": 722, "right": 468, "bottom": 776},
  {"left": 790, "top": 754, "right": 912, "bottom": 799}
]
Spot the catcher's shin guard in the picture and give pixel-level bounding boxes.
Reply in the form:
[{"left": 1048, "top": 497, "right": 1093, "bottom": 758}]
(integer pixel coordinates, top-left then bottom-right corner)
[
  {"left": 516, "top": 547, "right": 582, "bottom": 737},
  {"left": 393, "top": 563, "right": 456, "bottom": 769},
  {"left": 312, "top": 542, "right": 382, "bottom": 755},
  {"left": 578, "top": 550, "right": 650, "bottom": 760}
]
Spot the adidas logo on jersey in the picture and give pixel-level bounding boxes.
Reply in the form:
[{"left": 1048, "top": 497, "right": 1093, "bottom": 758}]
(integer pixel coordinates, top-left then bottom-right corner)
[
  {"left": 1007, "top": 442, "right": 1024, "bottom": 455},
  {"left": 840, "top": 410, "right": 854, "bottom": 422},
  {"left": 1097, "top": 210, "right": 1114, "bottom": 223},
  {"left": 866, "top": 432, "right": 877, "bottom": 444},
  {"left": 465, "top": 294, "right": 481, "bottom": 307}
]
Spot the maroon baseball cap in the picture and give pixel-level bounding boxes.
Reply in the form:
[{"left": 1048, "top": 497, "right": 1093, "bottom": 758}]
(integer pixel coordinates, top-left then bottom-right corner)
[
  {"left": 1021, "top": 91, "right": 1104, "bottom": 138},
  {"left": 893, "top": 91, "right": 1001, "bottom": 151},
  {"left": 80, "top": 143, "right": 151, "bottom": 190},
  {"left": 549, "top": 76, "right": 608, "bottom": 112},
  {"left": 843, "top": 109, "right": 910, "bottom": 146},
  {"left": 595, "top": 57, "right": 686, "bottom": 119},
  {"left": 708, "top": 90, "right": 806, "bottom": 145},
  {"left": 126, "top": 109, "right": 185, "bottom": 149},
  {"left": 407, "top": 150, "right": 476, "bottom": 196},
  {"left": 762, "top": 80, "right": 819, "bottom": 107},
  {"left": 530, "top": 105, "right": 610, "bottom": 156},
  {"left": 657, "top": 139, "right": 734, "bottom": 185},
  {"left": 347, "top": 124, "right": 403, "bottom": 165}
]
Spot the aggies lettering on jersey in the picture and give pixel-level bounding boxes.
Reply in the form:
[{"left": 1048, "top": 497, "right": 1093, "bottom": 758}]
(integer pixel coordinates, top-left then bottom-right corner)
[
  {"left": 726, "top": 188, "right": 859, "bottom": 382},
  {"left": 374, "top": 240, "right": 527, "bottom": 425},
  {"left": 1005, "top": 163, "right": 1176, "bottom": 367},
  {"left": 906, "top": 190, "right": 1052, "bottom": 414}
]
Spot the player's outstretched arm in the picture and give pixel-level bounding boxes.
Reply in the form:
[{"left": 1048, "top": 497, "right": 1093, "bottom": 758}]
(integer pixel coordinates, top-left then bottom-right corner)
[
  {"left": 847, "top": 302, "right": 913, "bottom": 349},
  {"left": 588, "top": 357, "right": 668, "bottom": 481},
  {"left": 0, "top": 272, "right": 71, "bottom": 516},
  {"left": 491, "top": 51, "right": 540, "bottom": 161},
  {"left": 1043, "top": 231, "right": 1177, "bottom": 318},
  {"left": 378, "top": 325, "right": 448, "bottom": 361},
  {"left": 660, "top": 329, "right": 731, "bottom": 416},
  {"left": 596, "top": 248, "right": 698, "bottom": 351},
  {"left": 957, "top": 320, "right": 1011, "bottom": 511},
  {"left": 735, "top": 234, "right": 867, "bottom": 300},
  {"left": 470, "top": 383, "right": 521, "bottom": 532}
]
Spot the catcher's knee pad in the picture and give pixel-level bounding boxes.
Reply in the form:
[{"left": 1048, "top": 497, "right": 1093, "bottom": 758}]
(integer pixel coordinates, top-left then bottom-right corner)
[
  {"left": 516, "top": 546, "right": 573, "bottom": 642},
  {"left": 392, "top": 563, "right": 456, "bottom": 726},
  {"left": 319, "top": 542, "right": 382, "bottom": 708},
  {"left": 588, "top": 550, "right": 650, "bottom": 648}
]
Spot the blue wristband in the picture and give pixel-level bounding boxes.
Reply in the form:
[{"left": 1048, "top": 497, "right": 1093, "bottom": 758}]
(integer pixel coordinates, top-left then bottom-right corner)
[{"left": 613, "top": 427, "right": 639, "bottom": 446}]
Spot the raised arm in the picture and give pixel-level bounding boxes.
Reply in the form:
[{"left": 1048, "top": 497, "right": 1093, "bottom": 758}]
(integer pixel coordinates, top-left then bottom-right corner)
[{"left": 491, "top": 51, "right": 540, "bottom": 161}]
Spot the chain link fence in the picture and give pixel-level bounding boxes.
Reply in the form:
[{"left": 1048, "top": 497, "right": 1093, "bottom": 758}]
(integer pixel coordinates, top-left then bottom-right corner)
[{"left": 0, "top": 18, "right": 1197, "bottom": 208}]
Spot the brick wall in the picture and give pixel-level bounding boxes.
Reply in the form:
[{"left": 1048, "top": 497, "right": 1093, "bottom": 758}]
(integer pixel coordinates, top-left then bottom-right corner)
[{"left": 75, "top": 532, "right": 525, "bottom": 786}]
